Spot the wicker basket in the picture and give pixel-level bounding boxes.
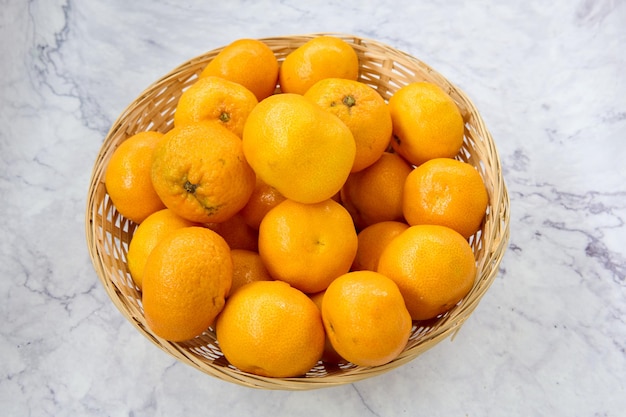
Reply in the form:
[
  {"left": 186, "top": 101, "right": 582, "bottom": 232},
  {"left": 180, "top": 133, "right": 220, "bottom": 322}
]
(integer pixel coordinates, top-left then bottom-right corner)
[{"left": 85, "top": 33, "right": 510, "bottom": 390}]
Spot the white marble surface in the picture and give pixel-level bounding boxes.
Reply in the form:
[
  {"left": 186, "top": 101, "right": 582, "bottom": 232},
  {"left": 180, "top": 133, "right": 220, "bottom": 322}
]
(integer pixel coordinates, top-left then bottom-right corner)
[{"left": 1, "top": 0, "right": 624, "bottom": 415}]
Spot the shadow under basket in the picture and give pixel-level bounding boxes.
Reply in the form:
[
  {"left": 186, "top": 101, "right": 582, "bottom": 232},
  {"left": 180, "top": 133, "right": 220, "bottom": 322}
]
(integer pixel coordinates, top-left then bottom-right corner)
[{"left": 85, "top": 33, "right": 510, "bottom": 390}]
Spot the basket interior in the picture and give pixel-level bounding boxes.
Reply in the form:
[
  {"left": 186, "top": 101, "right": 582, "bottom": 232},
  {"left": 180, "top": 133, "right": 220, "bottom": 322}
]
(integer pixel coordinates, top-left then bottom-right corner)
[{"left": 86, "top": 33, "right": 510, "bottom": 390}]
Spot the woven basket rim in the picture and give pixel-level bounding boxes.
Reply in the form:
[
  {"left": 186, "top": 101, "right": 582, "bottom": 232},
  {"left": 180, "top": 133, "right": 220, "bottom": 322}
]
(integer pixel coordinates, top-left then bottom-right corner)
[{"left": 85, "top": 32, "right": 510, "bottom": 390}]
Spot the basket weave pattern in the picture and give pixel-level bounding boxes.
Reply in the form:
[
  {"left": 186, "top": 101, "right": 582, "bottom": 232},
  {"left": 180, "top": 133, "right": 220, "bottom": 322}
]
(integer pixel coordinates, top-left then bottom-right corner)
[{"left": 86, "top": 33, "right": 510, "bottom": 390}]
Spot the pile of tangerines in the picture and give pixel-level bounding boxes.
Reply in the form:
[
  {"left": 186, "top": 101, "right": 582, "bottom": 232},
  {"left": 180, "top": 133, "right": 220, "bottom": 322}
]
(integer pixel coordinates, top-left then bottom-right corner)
[{"left": 104, "top": 36, "right": 489, "bottom": 378}]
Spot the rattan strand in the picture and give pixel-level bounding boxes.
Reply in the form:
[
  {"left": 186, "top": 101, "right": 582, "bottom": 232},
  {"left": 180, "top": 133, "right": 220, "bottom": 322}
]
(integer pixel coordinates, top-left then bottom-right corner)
[{"left": 85, "top": 33, "right": 510, "bottom": 390}]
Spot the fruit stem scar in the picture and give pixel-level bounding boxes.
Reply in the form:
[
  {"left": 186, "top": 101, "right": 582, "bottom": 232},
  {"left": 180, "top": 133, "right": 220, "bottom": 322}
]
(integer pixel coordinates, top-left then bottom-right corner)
[
  {"left": 184, "top": 180, "right": 198, "bottom": 194},
  {"left": 342, "top": 95, "right": 356, "bottom": 108},
  {"left": 219, "top": 112, "right": 231, "bottom": 123}
]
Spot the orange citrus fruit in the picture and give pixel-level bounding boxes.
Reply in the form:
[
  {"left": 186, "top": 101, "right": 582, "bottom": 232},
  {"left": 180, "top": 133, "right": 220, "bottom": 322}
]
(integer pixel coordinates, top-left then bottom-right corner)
[
  {"left": 322, "top": 270, "right": 412, "bottom": 367},
  {"left": 205, "top": 212, "right": 259, "bottom": 252},
  {"left": 352, "top": 221, "right": 410, "bottom": 272},
  {"left": 309, "top": 290, "right": 345, "bottom": 364},
  {"left": 199, "top": 38, "right": 279, "bottom": 101},
  {"left": 377, "top": 224, "right": 476, "bottom": 321},
  {"left": 229, "top": 249, "right": 273, "bottom": 294},
  {"left": 127, "top": 209, "right": 198, "bottom": 289},
  {"left": 151, "top": 121, "right": 255, "bottom": 223},
  {"left": 174, "top": 75, "right": 258, "bottom": 138},
  {"left": 215, "top": 280, "right": 325, "bottom": 377},
  {"left": 341, "top": 152, "right": 413, "bottom": 230},
  {"left": 403, "top": 158, "right": 488, "bottom": 239},
  {"left": 242, "top": 93, "right": 355, "bottom": 204},
  {"left": 278, "top": 36, "right": 359, "bottom": 95},
  {"left": 142, "top": 227, "right": 232, "bottom": 341},
  {"left": 104, "top": 131, "right": 166, "bottom": 223},
  {"left": 388, "top": 81, "right": 465, "bottom": 166},
  {"left": 239, "top": 177, "right": 287, "bottom": 230},
  {"left": 304, "top": 78, "right": 392, "bottom": 172},
  {"left": 258, "top": 198, "right": 358, "bottom": 294}
]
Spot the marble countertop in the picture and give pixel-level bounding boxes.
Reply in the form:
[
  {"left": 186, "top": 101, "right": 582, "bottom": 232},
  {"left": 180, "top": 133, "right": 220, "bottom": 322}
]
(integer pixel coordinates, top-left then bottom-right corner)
[{"left": 2, "top": 0, "right": 624, "bottom": 415}]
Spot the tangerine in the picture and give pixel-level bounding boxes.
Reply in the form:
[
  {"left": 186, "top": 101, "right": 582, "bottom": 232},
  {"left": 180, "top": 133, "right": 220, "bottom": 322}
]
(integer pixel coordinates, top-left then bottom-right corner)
[
  {"left": 322, "top": 270, "right": 412, "bottom": 367},
  {"left": 229, "top": 249, "right": 273, "bottom": 294},
  {"left": 205, "top": 212, "right": 259, "bottom": 252},
  {"left": 279, "top": 36, "right": 359, "bottom": 95},
  {"left": 127, "top": 209, "right": 198, "bottom": 289},
  {"left": 389, "top": 81, "right": 465, "bottom": 166},
  {"left": 174, "top": 76, "right": 258, "bottom": 138},
  {"left": 403, "top": 158, "right": 488, "bottom": 239},
  {"left": 239, "top": 177, "right": 287, "bottom": 230},
  {"left": 352, "top": 221, "right": 410, "bottom": 272},
  {"left": 151, "top": 121, "right": 255, "bottom": 223},
  {"left": 377, "top": 224, "right": 476, "bottom": 320},
  {"left": 305, "top": 78, "right": 392, "bottom": 172},
  {"left": 258, "top": 198, "right": 358, "bottom": 294},
  {"left": 142, "top": 227, "right": 232, "bottom": 341},
  {"left": 199, "top": 38, "right": 279, "bottom": 101},
  {"left": 341, "top": 152, "right": 413, "bottom": 230},
  {"left": 242, "top": 93, "right": 355, "bottom": 204},
  {"left": 104, "top": 131, "right": 166, "bottom": 223},
  {"left": 215, "top": 280, "right": 324, "bottom": 378},
  {"left": 309, "top": 290, "right": 345, "bottom": 364}
]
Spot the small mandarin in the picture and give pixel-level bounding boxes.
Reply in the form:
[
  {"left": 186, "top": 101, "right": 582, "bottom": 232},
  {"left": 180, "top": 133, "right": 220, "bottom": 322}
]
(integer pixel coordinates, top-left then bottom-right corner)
[
  {"left": 229, "top": 249, "right": 273, "bottom": 294},
  {"left": 242, "top": 93, "right": 355, "bottom": 204},
  {"left": 279, "top": 36, "right": 359, "bottom": 95},
  {"left": 403, "top": 158, "right": 488, "bottom": 239},
  {"left": 127, "top": 209, "right": 198, "bottom": 289},
  {"left": 309, "top": 290, "right": 345, "bottom": 364},
  {"left": 104, "top": 131, "right": 166, "bottom": 223},
  {"left": 389, "top": 81, "right": 465, "bottom": 166},
  {"left": 304, "top": 78, "right": 392, "bottom": 172},
  {"left": 352, "top": 221, "right": 410, "bottom": 272},
  {"left": 199, "top": 38, "right": 279, "bottom": 101},
  {"left": 215, "top": 280, "right": 325, "bottom": 378},
  {"left": 377, "top": 224, "right": 476, "bottom": 321},
  {"left": 174, "top": 76, "right": 258, "bottom": 138},
  {"left": 142, "top": 227, "right": 232, "bottom": 342},
  {"left": 322, "top": 270, "right": 412, "bottom": 367},
  {"left": 206, "top": 212, "right": 259, "bottom": 252},
  {"left": 341, "top": 152, "right": 413, "bottom": 231},
  {"left": 258, "top": 198, "right": 358, "bottom": 294},
  {"left": 151, "top": 121, "right": 255, "bottom": 224},
  {"left": 239, "top": 177, "right": 287, "bottom": 230}
]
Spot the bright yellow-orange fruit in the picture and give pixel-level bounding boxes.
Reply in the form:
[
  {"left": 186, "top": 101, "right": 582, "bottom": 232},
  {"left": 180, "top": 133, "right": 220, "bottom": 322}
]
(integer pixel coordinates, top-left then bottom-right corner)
[
  {"left": 229, "top": 249, "right": 273, "bottom": 295},
  {"left": 104, "top": 131, "right": 166, "bottom": 223},
  {"left": 242, "top": 93, "right": 355, "bottom": 204},
  {"left": 205, "top": 212, "right": 259, "bottom": 252},
  {"left": 199, "top": 38, "right": 279, "bottom": 101},
  {"left": 151, "top": 121, "right": 255, "bottom": 223},
  {"left": 309, "top": 290, "right": 345, "bottom": 364},
  {"left": 279, "top": 36, "right": 359, "bottom": 95},
  {"left": 341, "top": 152, "right": 413, "bottom": 230},
  {"left": 304, "top": 78, "right": 392, "bottom": 172},
  {"left": 352, "top": 221, "right": 410, "bottom": 272},
  {"left": 377, "top": 224, "right": 476, "bottom": 321},
  {"left": 239, "top": 177, "right": 287, "bottom": 230},
  {"left": 258, "top": 198, "right": 358, "bottom": 294},
  {"left": 215, "top": 280, "right": 325, "bottom": 378},
  {"left": 389, "top": 81, "right": 465, "bottom": 166},
  {"left": 142, "top": 227, "right": 232, "bottom": 342},
  {"left": 127, "top": 209, "right": 198, "bottom": 289},
  {"left": 403, "top": 158, "right": 488, "bottom": 239},
  {"left": 174, "top": 76, "right": 258, "bottom": 138},
  {"left": 322, "top": 270, "right": 412, "bottom": 367}
]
